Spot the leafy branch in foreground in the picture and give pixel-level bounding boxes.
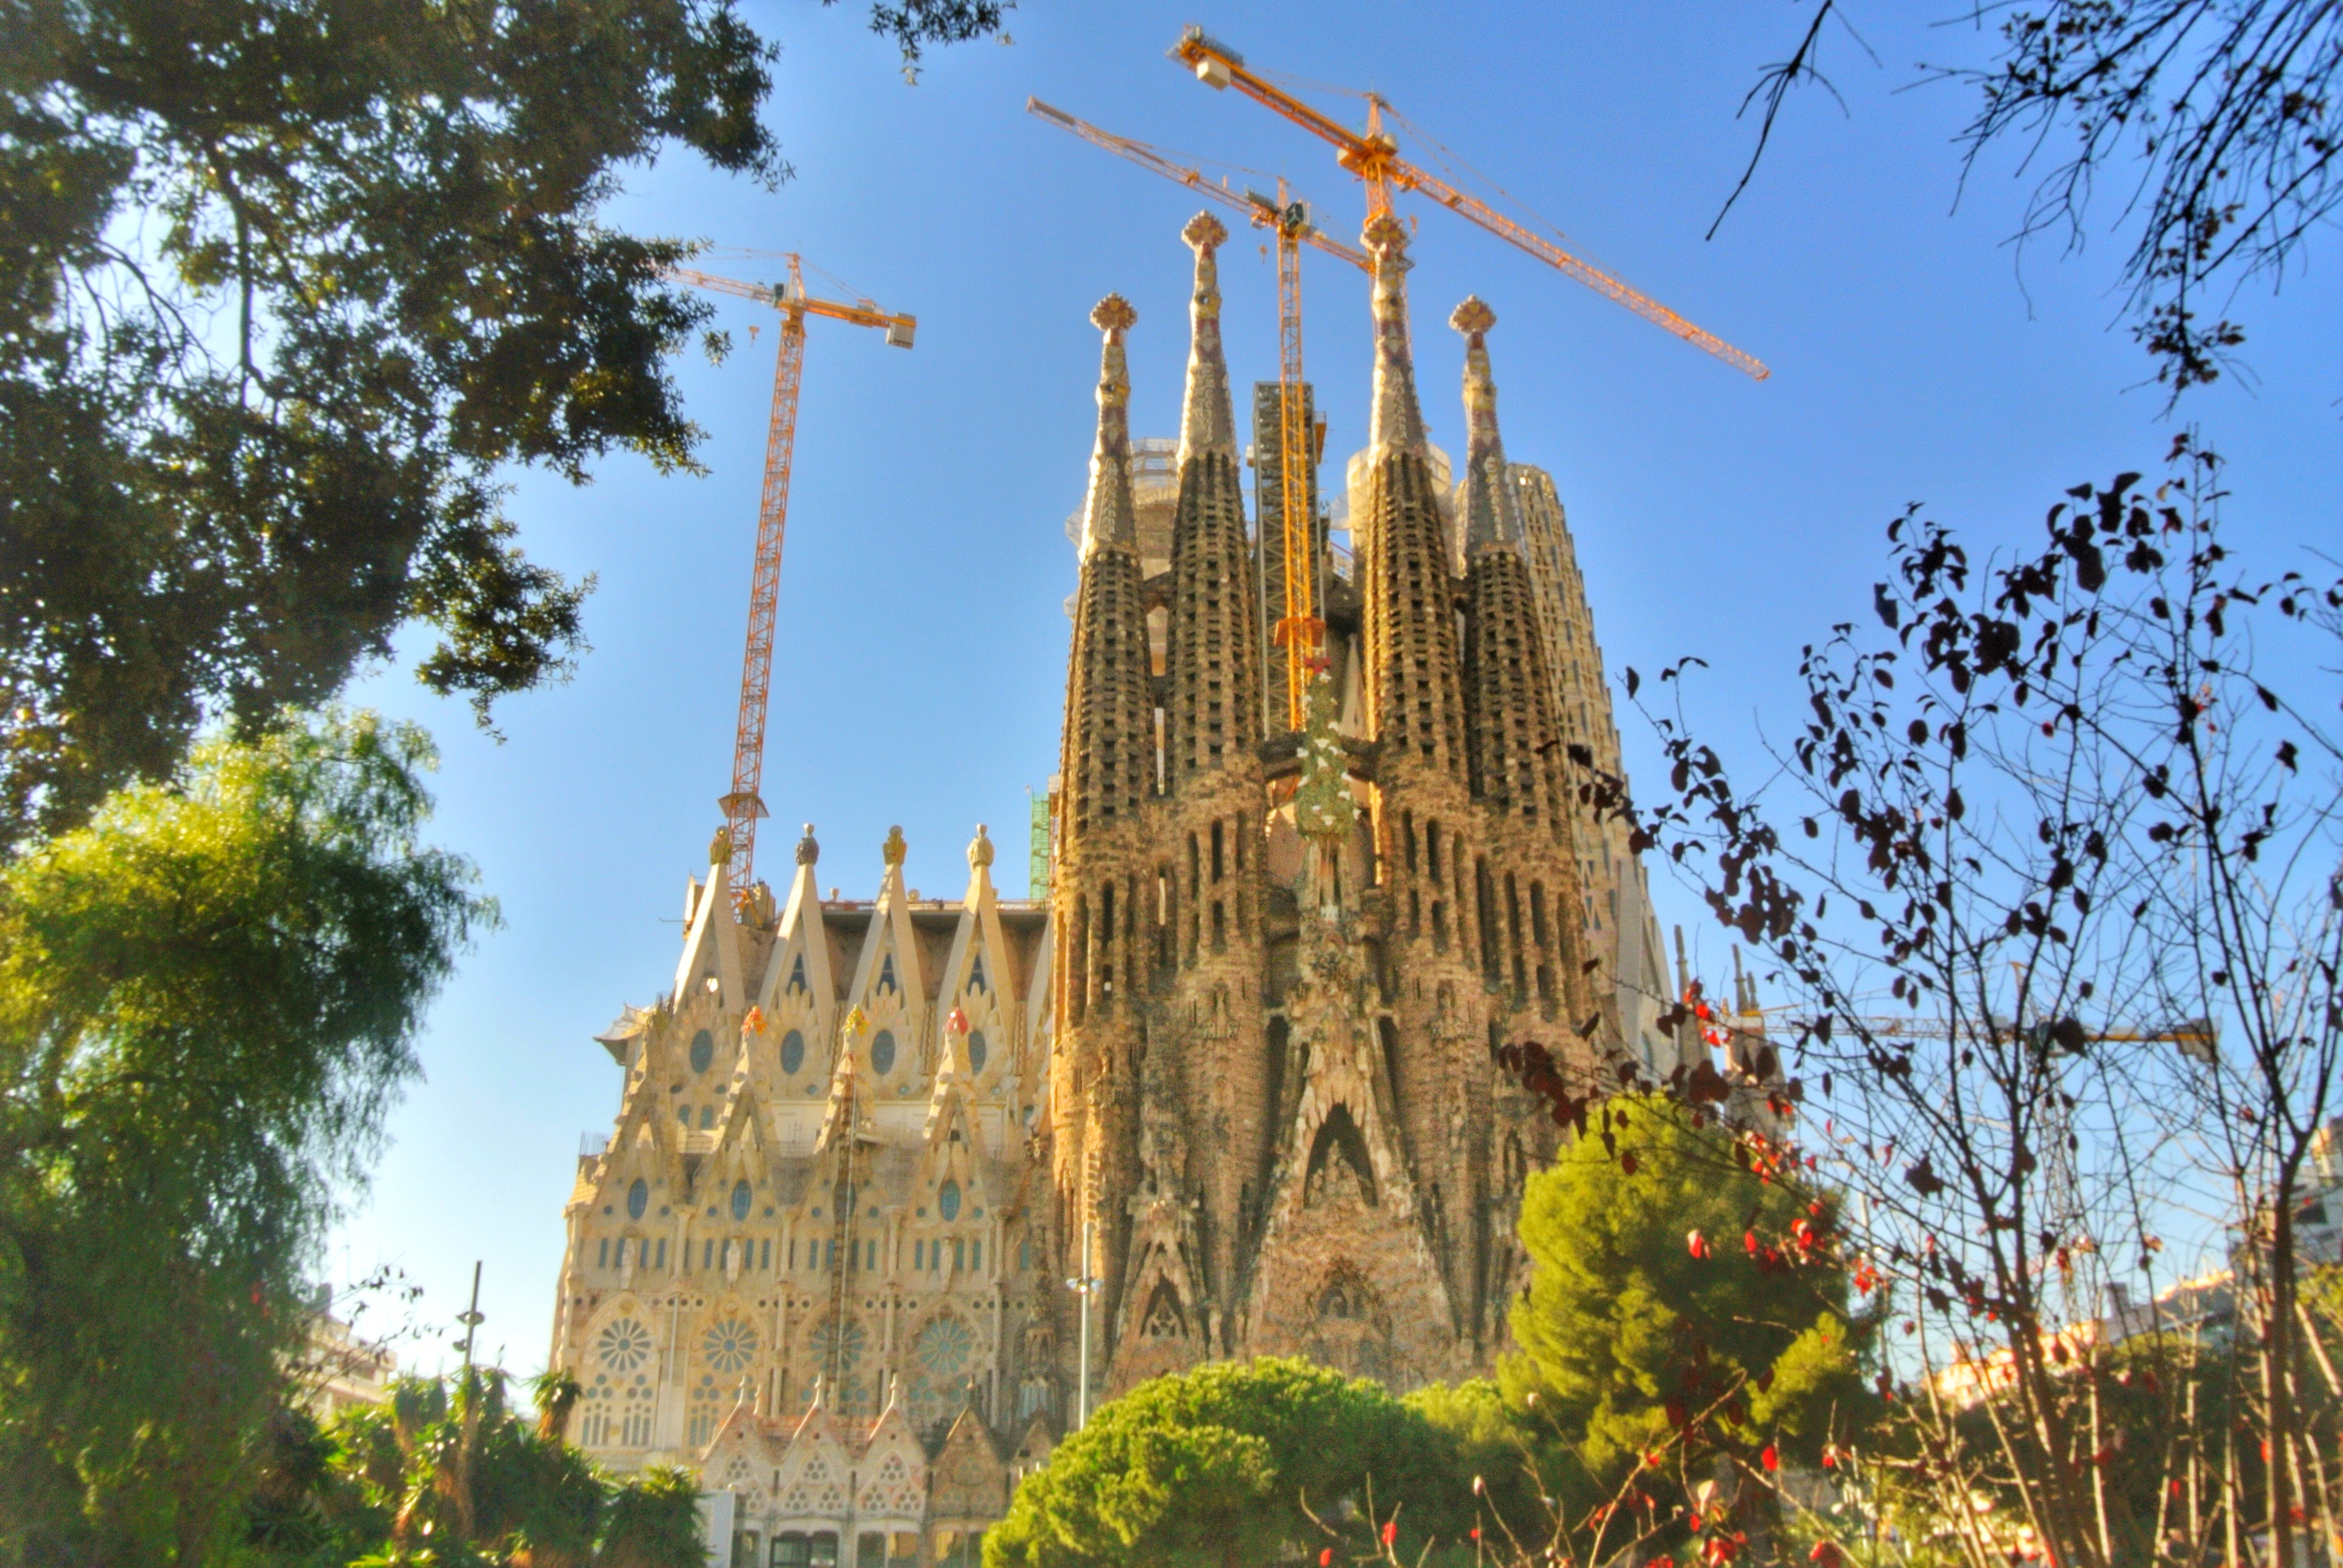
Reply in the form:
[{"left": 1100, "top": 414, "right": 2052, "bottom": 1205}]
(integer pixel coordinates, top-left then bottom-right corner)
[
  {"left": 1507, "top": 437, "right": 2342, "bottom": 1568},
  {"left": 1717, "top": 2, "right": 2343, "bottom": 397},
  {"left": 0, "top": 0, "right": 1008, "bottom": 860},
  {"left": 0, "top": 709, "right": 489, "bottom": 1566}
]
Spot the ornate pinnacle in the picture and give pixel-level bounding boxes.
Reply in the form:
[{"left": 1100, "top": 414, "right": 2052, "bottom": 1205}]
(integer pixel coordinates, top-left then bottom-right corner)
[
  {"left": 709, "top": 825, "right": 733, "bottom": 867},
  {"left": 882, "top": 825, "right": 908, "bottom": 868},
  {"left": 796, "top": 823, "right": 820, "bottom": 866},
  {"left": 1451, "top": 295, "right": 1524, "bottom": 552},
  {"left": 968, "top": 823, "right": 995, "bottom": 871},
  {"left": 1080, "top": 296, "right": 1139, "bottom": 554},
  {"left": 1179, "top": 214, "right": 1237, "bottom": 467},
  {"left": 1090, "top": 293, "right": 1137, "bottom": 335},
  {"left": 1449, "top": 295, "right": 1496, "bottom": 339},
  {"left": 1363, "top": 217, "right": 1427, "bottom": 461}
]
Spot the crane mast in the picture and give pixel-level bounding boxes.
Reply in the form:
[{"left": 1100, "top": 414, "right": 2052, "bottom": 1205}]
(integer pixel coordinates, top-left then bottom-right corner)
[{"left": 662, "top": 261, "right": 915, "bottom": 898}]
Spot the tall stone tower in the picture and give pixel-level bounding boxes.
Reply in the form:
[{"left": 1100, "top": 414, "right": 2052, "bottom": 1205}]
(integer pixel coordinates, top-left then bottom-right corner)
[
  {"left": 539, "top": 209, "right": 1668, "bottom": 1567},
  {"left": 1044, "top": 213, "right": 1622, "bottom": 1396},
  {"left": 1509, "top": 465, "right": 1680, "bottom": 1068}
]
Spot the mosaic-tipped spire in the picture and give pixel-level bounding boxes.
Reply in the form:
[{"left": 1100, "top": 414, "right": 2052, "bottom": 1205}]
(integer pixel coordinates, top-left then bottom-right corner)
[
  {"left": 1079, "top": 295, "right": 1139, "bottom": 555},
  {"left": 1363, "top": 215, "right": 1428, "bottom": 461},
  {"left": 1450, "top": 296, "right": 1525, "bottom": 552},
  {"left": 1178, "top": 212, "right": 1237, "bottom": 468}
]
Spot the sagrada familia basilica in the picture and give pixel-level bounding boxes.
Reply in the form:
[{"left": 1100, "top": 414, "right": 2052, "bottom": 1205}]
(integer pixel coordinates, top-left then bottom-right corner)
[{"left": 543, "top": 211, "right": 1691, "bottom": 1567}]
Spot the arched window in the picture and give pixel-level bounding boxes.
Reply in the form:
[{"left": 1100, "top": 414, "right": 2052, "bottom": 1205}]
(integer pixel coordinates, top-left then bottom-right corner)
[
  {"left": 627, "top": 1178, "right": 649, "bottom": 1220},
  {"left": 731, "top": 1178, "right": 752, "bottom": 1221},
  {"left": 966, "top": 1029, "right": 988, "bottom": 1074},
  {"left": 689, "top": 1028, "right": 715, "bottom": 1074},
  {"left": 871, "top": 1030, "right": 897, "bottom": 1076},
  {"left": 780, "top": 1029, "right": 805, "bottom": 1076},
  {"left": 939, "top": 1180, "right": 962, "bottom": 1221}
]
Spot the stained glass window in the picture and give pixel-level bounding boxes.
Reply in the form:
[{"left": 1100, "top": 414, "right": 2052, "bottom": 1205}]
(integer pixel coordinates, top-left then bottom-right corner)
[
  {"left": 780, "top": 1029, "right": 805, "bottom": 1076},
  {"left": 788, "top": 953, "right": 807, "bottom": 993},
  {"left": 878, "top": 954, "right": 897, "bottom": 993},
  {"left": 596, "top": 1317, "right": 654, "bottom": 1372},
  {"left": 966, "top": 1030, "right": 988, "bottom": 1074},
  {"left": 906, "top": 1314, "right": 975, "bottom": 1428},
  {"left": 627, "top": 1178, "right": 649, "bottom": 1220},
  {"left": 732, "top": 1179, "right": 752, "bottom": 1221},
  {"left": 702, "top": 1316, "right": 759, "bottom": 1374},
  {"left": 690, "top": 1029, "right": 715, "bottom": 1073},
  {"left": 939, "top": 1180, "right": 962, "bottom": 1221},
  {"left": 968, "top": 953, "right": 987, "bottom": 992},
  {"left": 871, "top": 1030, "right": 896, "bottom": 1076}
]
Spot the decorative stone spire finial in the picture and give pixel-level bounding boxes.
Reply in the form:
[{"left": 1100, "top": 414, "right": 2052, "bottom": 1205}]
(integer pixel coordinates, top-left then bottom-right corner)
[
  {"left": 968, "top": 823, "right": 995, "bottom": 871},
  {"left": 1363, "top": 215, "right": 1428, "bottom": 461},
  {"left": 709, "top": 825, "right": 733, "bottom": 867},
  {"left": 796, "top": 823, "right": 820, "bottom": 866},
  {"left": 1079, "top": 295, "right": 1139, "bottom": 555},
  {"left": 1178, "top": 213, "right": 1237, "bottom": 468},
  {"left": 1450, "top": 295, "right": 1525, "bottom": 552},
  {"left": 882, "top": 825, "right": 908, "bottom": 868}
]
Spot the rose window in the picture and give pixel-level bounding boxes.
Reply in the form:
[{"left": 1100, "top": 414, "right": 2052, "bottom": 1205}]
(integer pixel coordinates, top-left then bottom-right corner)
[
  {"left": 595, "top": 1317, "right": 653, "bottom": 1373},
  {"left": 701, "top": 1316, "right": 758, "bottom": 1374}
]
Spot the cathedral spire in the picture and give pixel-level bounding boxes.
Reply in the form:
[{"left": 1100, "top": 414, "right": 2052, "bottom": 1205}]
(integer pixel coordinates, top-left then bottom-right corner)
[
  {"left": 1450, "top": 296, "right": 1525, "bottom": 553},
  {"left": 1166, "top": 215, "right": 1263, "bottom": 783},
  {"left": 1363, "top": 215, "right": 1429, "bottom": 462},
  {"left": 1178, "top": 212, "right": 1237, "bottom": 468},
  {"left": 1079, "top": 294, "right": 1139, "bottom": 556}
]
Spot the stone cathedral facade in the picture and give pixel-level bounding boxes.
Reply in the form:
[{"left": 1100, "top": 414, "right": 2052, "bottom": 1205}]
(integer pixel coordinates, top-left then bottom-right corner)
[{"left": 544, "top": 211, "right": 1670, "bottom": 1568}]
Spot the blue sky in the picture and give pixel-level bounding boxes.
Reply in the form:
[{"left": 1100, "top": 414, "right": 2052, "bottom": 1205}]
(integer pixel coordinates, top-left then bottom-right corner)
[{"left": 329, "top": 1, "right": 2343, "bottom": 1373}]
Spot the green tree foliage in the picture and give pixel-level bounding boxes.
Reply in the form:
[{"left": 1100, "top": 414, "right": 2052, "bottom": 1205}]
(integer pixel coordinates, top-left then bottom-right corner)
[
  {"left": 0, "top": 710, "right": 489, "bottom": 1566},
  {"left": 1494, "top": 1095, "right": 1873, "bottom": 1555},
  {"left": 0, "top": 0, "right": 1006, "bottom": 856},
  {"left": 985, "top": 1358, "right": 1475, "bottom": 1568},
  {"left": 240, "top": 1368, "right": 704, "bottom": 1568}
]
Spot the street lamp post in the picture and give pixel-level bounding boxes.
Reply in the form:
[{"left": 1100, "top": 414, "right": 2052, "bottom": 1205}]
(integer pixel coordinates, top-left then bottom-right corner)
[
  {"left": 457, "top": 1260, "right": 485, "bottom": 1373},
  {"left": 1063, "top": 1219, "right": 1101, "bottom": 1428}
]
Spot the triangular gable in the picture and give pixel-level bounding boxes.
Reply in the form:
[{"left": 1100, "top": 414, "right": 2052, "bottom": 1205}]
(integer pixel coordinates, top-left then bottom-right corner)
[
  {"left": 775, "top": 1393, "right": 853, "bottom": 1519},
  {"left": 673, "top": 844, "right": 747, "bottom": 1011},
  {"left": 757, "top": 828, "right": 837, "bottom": 1017},
  {"left": 846, "top": 832, "right": 926, "bottom": 1013},
  {"left": 937, "top": 825, "right": 1022, "bottom": 1019},
  {"left": 1007, "top": 1414, "right": 1057, "bottom": 1488},
  {"left": 706, "top": 1385, "right": 764, "bottom": 1457},
  {"left": 856, "top": 1399, "right": 928, "bottom": 1524},
  {"left": 921, "top": 1025, "right": 979, "bottom": 1153},
  {"left": 591, "top": 1040, "right": 691, "bottom": 1206}
]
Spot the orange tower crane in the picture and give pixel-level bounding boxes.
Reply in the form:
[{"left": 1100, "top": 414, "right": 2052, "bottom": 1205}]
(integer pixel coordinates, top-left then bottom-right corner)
[
  {"left": 1028, "top": 98, "right": 1366, "bottom": 727},
  {"left": 665, "top": 260, "right": 916, "bottom": 898},
  {"left": 1168, "top": 27, "right": 1769, "bottom": 382}
]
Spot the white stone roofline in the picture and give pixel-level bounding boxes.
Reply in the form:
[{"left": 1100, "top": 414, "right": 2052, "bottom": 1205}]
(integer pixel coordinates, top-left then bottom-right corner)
[
  {"left": 764, "top": 831, "right": 838, "bottom": 1014},
  {"left": 674, "top": 851, "right": 748, "bottom": 1013},
  {"left": 843, "top": 844, "right": 927, "bottom": 1017}
]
